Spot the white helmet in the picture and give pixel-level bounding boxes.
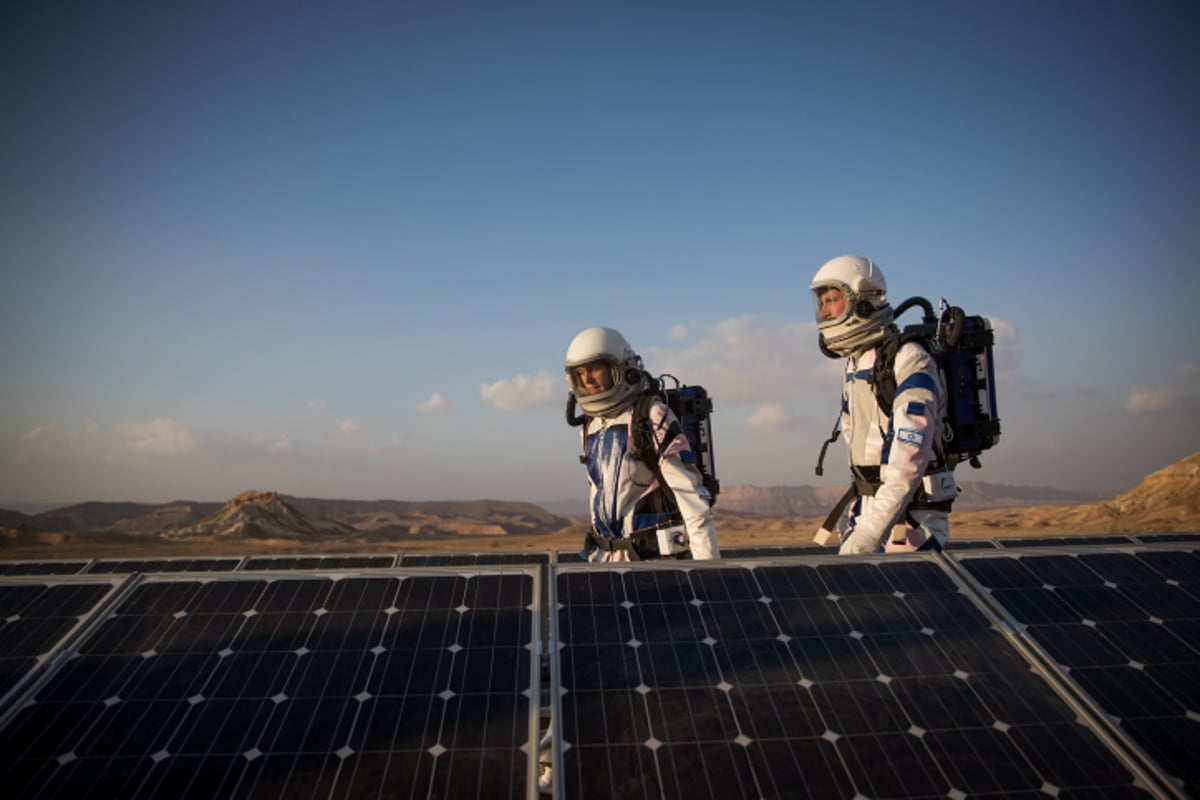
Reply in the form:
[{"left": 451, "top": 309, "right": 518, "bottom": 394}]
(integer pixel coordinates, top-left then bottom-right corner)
[
  {"left": 810, "top": 254, "right": 894, "bottom": 357},
  {"left": 564, "top": 327, "right": 647, "bottom": 418}
]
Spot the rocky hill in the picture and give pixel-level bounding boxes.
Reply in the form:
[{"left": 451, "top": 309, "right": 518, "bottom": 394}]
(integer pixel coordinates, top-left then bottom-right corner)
[
  {"left": 950, "top": 451, "right": 1200, "bottom": 534},
  {"left": 163, "top": 491, "right": 354, "bottom": 541}
]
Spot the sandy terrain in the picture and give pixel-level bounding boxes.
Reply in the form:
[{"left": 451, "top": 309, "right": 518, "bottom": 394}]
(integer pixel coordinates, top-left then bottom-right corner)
[{"left": 6, "top": 506, "right": 1191, "bottom": 563}]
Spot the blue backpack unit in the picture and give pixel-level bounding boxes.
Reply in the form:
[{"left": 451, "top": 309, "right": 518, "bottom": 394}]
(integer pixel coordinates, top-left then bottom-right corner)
[{"left": 871, "top": 296, "right": 1001, "bottom": 468}]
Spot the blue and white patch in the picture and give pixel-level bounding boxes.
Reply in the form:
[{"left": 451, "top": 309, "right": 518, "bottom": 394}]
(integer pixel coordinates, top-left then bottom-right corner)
[{"left": 896, "top": 427, "right": 925, "bottom": 447}]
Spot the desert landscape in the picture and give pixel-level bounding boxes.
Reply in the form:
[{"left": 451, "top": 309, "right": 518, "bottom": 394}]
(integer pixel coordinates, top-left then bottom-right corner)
[{"left": 2, "top": 451, "right": 1197, "bottom": 562}]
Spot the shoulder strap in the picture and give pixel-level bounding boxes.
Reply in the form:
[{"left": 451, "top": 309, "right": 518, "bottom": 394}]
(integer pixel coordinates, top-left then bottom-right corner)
[
  {"left": 630, "top": 392, "right": 685, "bottom": 519},
  {"left": 868, "top": 333, "right": 930, "bottom": 417},
  {"left": 630, "top": 392, "right": 672, "bottom": 465}
]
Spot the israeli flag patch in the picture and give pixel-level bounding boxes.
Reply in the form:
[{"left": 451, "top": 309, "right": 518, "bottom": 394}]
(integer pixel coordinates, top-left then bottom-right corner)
[{"left": 896, "top": 428, "right": 925, "bottom": 447}]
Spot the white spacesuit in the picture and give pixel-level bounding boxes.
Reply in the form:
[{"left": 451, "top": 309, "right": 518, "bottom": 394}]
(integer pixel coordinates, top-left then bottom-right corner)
[
  {"left": 811, "top": 255, "right": 951, "bottom": 555},
  {"left": 564, "top": 326, "right": 719, "bottom": 561}
]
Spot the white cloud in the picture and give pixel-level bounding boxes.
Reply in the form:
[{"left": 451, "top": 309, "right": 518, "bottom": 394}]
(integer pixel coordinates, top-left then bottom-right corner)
[
  {"left": 118, "top": 418, "right": 199, "bottom": 456},
  {"left": 481, "top": 371, "right": 557, "bottom": 411},
  {"left": 984, "top": 315, "right": 1017, "bottom": 343},
  {"left": 307, "top": 400, "right": 326, "bottom": 412},
  {"left": 1177, "top": 361, "right": 1200, "bottom": 379},
  {"left": 15, "top": 423, "right": 77, "bottom": 463},
  {"left": 418, "top": 392, "right": 450, "bottom": 413},
  {"left": 1128, "top": 387, "right": 1200, "bottom": 416},
  {"left": 745, "top": 403, "right": 796, "bottom": 431},
  {"left": 267, "top": 434, "right": 293, "bottom": 452},
  {"left": 642, "top": 315, "right": 835, "bottom": 407},
  {"left": 340, "top": 418, "right": 361, "bottom": 436},
  {"left": 668, "top": 324, "right": 689, "bottom": 342}
]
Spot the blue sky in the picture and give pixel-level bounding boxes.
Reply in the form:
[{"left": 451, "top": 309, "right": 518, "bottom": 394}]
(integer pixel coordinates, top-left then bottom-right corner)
[{"left": 2, "top": 1, "right": 1198, "bottom": 508}]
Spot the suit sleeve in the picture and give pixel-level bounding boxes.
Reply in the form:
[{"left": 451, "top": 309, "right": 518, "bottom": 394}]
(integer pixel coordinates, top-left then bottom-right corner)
[{"left": 839, "top": 343, "right": 941, "bottom": 555}]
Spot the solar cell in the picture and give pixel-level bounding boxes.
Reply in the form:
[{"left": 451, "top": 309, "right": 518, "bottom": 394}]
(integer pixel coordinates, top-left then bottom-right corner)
[
  {"left": 996, "top": 534, "right": 1138, "bottom": 548},
  {"left": 400, "top": 553, "right": 550, "bottom": 567},
  {"left": 720, "top": 545, "right": 828, "bottom": 559},
  {"left": 550, "top": 557, "right": 1164, "bottom": 799},
  {"left": 0, "top": 561, "right": 91, "bottom": 576},
  {"left": 0, "top": 568, "right": 541, "bottom": 799},
  {"left": 240, "top": 555, "right": 397, "bottom": 571},
  {"left": 0, "top": 578, "right": 121, "bottom": 712},
  {"left": 85, "top": 558, "right": 244, "bottom": 574},
  {"left": 954, "top": 546, "right": 1200, "bottom": 797},
  {"left": 1135, "top": 532, "right": 1200, "bottom": 544}
]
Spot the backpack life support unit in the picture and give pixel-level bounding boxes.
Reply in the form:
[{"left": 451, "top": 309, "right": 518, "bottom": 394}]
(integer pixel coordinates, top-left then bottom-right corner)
[
  {"left": 875, "top": 296, "right": 1000, "bottom": 469},
  {"left": 567, "top": 373, "right": 719, "bottom": 559},
  {"left": 814, "top": 296, "right": 1000, "bottom": 546}
]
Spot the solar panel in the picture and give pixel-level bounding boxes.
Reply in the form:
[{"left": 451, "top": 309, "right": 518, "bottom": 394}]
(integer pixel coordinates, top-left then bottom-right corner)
[
  {"left": 240, "top": 554, "right": 397, "bottom": 571},
  {"left": 550, "top": 556, "right": 1166, "bottom": 799},
  {"left": 85, "top": 558, "right": 244, "bottom": 574},
  {"left": 0, "top": 578, "right": 122, "bottom": 712},
  {"left": 997, "top": 534, "right": 1138, "bottom": 548},
  {"left": 1135, "top": 532, "right": 1200, "bottom": 544},
  {"left": 0, "top": 561, "right": 91, "bottom": 576},
  {"left": 953, "top": 546, "right": 1200, "bottom": 796},
  {"left": 0, "top": 568, "right": 541, "bottom": 799},
  {"left": 721, "top": 545, "right": 829, "bottom": 559},
  {"left": 400, "top": 553, "right": 549, "bottom": 567},
  {"left": 942, "top": 538, "right": 1001, "bottom": 550}
]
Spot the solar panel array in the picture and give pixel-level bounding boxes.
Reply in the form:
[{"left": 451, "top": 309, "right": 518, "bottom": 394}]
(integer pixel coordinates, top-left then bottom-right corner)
[
  {"left": 0, "top": 568, "right": 541, "bottom": 799},
  {"left": 242, "top": 555, "right": 396, "bottom": 571},
  {"left": 550, "top": 554, "right": 1179, "bottom": 799},
  {"left": 0, "top": 578, "right": 123, "bottom": 709},
  {"left": 954, "top": 546, "right": 1200, "bottom": 797},
  {"left": 0, "top": 561, "right": 90, "bottom": 576},
  {"left": 2, "top": 537, "right": 1198, "bottom": 798},
  {"left": 87, "top": 558, "right": 244, "bottom": 574}
]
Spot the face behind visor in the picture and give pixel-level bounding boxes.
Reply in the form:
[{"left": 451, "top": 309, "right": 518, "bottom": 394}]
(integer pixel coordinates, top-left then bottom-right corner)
[
  {"left": 810, "top": 254, "right": 894, "bottom": 357},
  {"left": 564, "top": 326, "right": 646, "bottom": 418}
]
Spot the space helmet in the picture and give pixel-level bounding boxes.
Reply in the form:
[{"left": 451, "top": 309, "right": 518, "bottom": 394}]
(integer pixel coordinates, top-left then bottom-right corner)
[
  {"left": 564, "top": 326, "right": 647, "bottom": 418},
  {"left": 810, "top": 254, "right": 894, "bottom": 357}
]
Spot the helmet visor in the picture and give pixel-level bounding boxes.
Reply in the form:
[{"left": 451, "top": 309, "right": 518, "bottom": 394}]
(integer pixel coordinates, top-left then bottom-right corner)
[
  {"left": 566, "top": 357, "right": 620, "bottom": 398},
  {"left": 812, "top": 282, "right": 852, "bottom": 328}
]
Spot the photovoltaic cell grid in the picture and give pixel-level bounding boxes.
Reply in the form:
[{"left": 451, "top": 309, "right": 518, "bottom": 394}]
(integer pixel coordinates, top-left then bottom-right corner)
[
  {"left": 1135, "top": 532, "right": 1200, "bottom": 544},
  {"left": 996, "top": 534, "right": 1138, "bottom": 549},
  {"left": 85, "top": 558, "right": 244, "bottom": 574},
  {"left": 0, "top": 569, "right": 540, "bottom": 800},
  {"left": 720, "top": 545, "right": 828, "bottom": 559},
  {"left": 551, "top": 557, "right": 1158, "bottom": 800},
  {"left": 241, "top": 555, "right": 396, "bottom": 571},
  {"left": 954, "top": 546, "right": 1200, "bottom": 797},
  {"left": 0, "top": 562, "right": 91, "bottom": 576},
  {"left": 399, "top": 553, "right": 550, "bottom": 567},
  {"left": 0, "top": 579, "right": 120, "bottom": 711}
]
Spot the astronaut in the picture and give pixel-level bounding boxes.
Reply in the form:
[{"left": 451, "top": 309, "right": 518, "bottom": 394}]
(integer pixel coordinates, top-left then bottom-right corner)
[
  {"left": 811, "top": 255, "right": 952, "bottom": 554},
  {"left": 564, "top": 326, "right": 719, "bottom": 561}
]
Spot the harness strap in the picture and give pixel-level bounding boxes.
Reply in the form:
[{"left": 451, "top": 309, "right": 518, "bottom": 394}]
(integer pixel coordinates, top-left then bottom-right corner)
[
  {"left": 818, "top": 467, "right": 952, "bottom": 547},
  {"left": 586, "top": 527, "right": 678, "bottom": 561}
]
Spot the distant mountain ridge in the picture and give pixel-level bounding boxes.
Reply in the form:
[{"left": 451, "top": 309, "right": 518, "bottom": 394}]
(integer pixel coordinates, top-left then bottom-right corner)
[
  {"left": 0, "top": 492, "right": 575, "bottom": 541},
  {"left": 0, "top": 455, "right": 1191, "bottom": 541}
]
